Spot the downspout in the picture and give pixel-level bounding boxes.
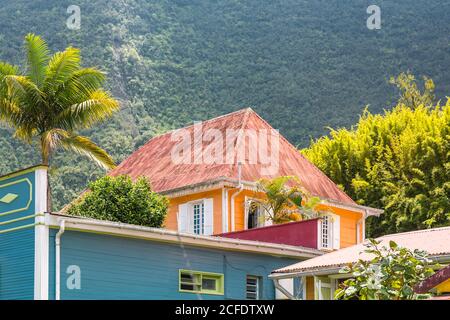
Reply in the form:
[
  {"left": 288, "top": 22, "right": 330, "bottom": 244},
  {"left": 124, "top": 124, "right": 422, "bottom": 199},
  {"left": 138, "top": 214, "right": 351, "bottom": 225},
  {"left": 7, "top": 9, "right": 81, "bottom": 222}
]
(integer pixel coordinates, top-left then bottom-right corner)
[
  {"left": 273, "top": 278, "right": 296, "bottom": 300},
  {"left": 230, "top": 162, "right": 244, "bottom": 232},
  {"left": 55, "top": 219, "right": 66, "bottom": 300},
  {"left": 356, "top": 209, "right": 369, "bottom": 243}
]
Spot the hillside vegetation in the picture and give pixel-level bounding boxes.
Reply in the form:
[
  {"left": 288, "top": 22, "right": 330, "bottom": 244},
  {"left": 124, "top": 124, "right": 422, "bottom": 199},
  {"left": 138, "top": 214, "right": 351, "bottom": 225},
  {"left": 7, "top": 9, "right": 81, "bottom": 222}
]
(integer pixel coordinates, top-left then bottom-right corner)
[
  {"left": 0, "top": 0, "right": 449, "bottom": 209},
  {"left": 303, "top": 75, "right": 450, "bottom": 236}
]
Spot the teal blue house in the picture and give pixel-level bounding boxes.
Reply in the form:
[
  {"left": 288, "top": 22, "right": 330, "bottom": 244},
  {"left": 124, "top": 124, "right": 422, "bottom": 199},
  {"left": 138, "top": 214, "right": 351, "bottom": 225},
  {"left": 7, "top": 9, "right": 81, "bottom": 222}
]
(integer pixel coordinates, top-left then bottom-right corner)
[{"left": 0, "top": 167, "right": 320, "bottom": 300}]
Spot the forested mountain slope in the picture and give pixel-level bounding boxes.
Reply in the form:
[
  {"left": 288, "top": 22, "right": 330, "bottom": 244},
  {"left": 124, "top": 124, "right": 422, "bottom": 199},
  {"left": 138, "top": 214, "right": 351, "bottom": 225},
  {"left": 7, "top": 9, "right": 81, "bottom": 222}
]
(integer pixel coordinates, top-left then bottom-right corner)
[{"left": 0, "top": 0, "right": 449, "bottom": 209}]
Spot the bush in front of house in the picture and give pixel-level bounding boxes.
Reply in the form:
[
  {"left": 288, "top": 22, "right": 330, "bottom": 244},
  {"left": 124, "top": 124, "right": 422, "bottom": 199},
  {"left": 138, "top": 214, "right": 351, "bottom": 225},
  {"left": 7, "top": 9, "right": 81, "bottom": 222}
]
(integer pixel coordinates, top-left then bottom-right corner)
[
  {"left": 67, "top": 175, "right": 168, "bottom": 228},
  {"left": 335, "top": 239, "right": 437, "bottom": 300}
]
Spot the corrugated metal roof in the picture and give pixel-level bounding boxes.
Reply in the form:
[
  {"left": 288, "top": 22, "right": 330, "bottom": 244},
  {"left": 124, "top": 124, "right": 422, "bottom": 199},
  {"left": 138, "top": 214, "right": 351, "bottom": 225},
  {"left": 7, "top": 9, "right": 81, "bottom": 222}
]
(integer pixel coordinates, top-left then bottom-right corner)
[
  {"left": 272, "top": 226, "right": 450, "bottom": 275},
  {"left": 109, "top": 108, "right": 355, "bottom": 204}
]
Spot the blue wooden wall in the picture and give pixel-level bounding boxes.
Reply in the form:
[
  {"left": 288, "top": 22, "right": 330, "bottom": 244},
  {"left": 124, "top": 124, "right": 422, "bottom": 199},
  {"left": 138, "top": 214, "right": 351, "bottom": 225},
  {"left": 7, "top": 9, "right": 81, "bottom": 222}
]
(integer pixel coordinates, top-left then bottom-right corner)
[
  {"left": 0, "top": 171, "right": 36, "bottom": 300},
  {"left": 48, "top": 229, "right": 298, "bottom": 300}
]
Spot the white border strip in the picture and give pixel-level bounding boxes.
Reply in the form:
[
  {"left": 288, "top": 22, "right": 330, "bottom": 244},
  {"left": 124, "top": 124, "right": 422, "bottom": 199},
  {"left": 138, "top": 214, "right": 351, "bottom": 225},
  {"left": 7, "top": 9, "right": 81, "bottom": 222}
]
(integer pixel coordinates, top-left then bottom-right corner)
[{"left": 34, "top": 168, "right": 49, "bottom": 300}]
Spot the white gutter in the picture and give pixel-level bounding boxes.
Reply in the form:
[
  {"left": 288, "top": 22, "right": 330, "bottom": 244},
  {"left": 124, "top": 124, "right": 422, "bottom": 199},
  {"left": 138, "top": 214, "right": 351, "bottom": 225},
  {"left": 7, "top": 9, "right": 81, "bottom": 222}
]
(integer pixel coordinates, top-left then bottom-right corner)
[
  {"left": 55, "top": 219, "right": 66, "bottom": 300},
  {"left": 47, "top": 215, "right": 322, "bottom": 259},
  {"left": 321, "top": 198, "right": 383, "bottom": 217},
  {"left": 230, "top": 162, "right": 244, "bottom": 232}
]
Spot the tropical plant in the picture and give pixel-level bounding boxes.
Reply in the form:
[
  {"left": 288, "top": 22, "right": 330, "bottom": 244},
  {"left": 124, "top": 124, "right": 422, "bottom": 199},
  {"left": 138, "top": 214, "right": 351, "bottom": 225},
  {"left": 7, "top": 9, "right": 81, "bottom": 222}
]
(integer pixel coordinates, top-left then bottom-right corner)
[
  {"left": 255, "top": 176, "right": 322, "bottom": 224},
  {"left": 0, "top": 33, "right": 119, "bottom": 169},
  {"left": 67, "top": 175, "right": 169, "bottom": 228},
  {"left": 303, "top": 74, "right": 450, "bottom": 237},
  {"left": 335, "top": 239, "right": 437, "bottom": 300}
]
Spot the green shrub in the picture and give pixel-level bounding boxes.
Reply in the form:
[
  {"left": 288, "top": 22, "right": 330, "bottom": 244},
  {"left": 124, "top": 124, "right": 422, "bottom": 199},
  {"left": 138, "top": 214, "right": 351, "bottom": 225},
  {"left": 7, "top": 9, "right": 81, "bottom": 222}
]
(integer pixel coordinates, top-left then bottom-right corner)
[
  {"left": 67, "top": 175, "right": 168, "bottom": 228},
  {"left": 335, "top": 239, "right": 437, "bottom": 300}
]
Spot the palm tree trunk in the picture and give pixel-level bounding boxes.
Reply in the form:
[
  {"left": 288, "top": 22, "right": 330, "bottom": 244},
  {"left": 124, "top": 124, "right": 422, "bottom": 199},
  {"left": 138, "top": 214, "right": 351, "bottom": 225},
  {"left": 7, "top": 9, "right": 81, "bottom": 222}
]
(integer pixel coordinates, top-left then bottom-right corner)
[{"left": 41, "top": 150, "right": 52, "bottom": 212}]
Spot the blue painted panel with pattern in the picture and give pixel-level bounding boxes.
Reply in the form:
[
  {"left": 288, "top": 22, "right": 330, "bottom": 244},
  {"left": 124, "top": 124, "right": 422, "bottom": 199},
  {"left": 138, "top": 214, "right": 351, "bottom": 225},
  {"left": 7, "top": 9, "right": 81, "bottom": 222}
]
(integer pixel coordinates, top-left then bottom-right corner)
[{"left": 0, "top": 171, "right": 36, "bottom": 300}]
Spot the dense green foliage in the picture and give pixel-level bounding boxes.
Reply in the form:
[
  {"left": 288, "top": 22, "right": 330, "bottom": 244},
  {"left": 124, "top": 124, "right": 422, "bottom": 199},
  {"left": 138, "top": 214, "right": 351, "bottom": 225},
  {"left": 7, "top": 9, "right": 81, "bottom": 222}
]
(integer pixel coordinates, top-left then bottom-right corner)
[
  {"left": 67, "top": 175, "right": 168, "bottom": 228},
  {"left": 0, "top": 34, "right": 118, "bottom": 169},
  {"left": 303, "top": 75, "right": 450, "bottom": 236},
  {"left": 0, "top": 1, "right": 450, "bottom": 211},
  {"left": 335, "top": 239, "right": 435, "bottom": 300}
]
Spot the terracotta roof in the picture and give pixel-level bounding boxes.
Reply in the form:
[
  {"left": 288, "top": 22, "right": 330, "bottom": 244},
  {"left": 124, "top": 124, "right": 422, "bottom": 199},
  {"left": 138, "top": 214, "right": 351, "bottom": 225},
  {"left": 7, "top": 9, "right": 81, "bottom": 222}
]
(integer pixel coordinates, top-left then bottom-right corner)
[
  {"left": 272, "top": 226, "right": 450, "bottom": 275},
  {"left": 415, "top": 265, "right": 450, "bottom": 294},
  {"left": 110, "top": 108, "right": 355, "bottom": 204}
]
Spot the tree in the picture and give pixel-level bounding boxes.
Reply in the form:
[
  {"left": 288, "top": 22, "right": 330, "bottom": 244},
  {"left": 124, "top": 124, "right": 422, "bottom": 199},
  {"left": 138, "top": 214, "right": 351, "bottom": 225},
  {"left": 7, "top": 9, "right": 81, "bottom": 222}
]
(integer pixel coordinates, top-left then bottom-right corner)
[
  {"left": 335, "top": 239, "right": 436, "bottom": 300},
  {"left": 67, "top": 175, "right": 169, "bottom": 228},
  {"left": 255, "top": 176, "right": 322, "bottom": 224},
  {"left": 0, "top": 33, "right": 119, "bottom": 169},
  {"left": 303, "top": 74, "right": 450, "bottom": 236}
]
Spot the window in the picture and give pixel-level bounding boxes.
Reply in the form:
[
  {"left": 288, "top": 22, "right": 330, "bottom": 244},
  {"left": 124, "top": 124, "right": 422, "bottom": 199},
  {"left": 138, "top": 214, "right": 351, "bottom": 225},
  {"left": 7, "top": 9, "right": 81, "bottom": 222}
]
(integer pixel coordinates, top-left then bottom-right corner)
[
  {"left": 246, "top": 275, "right": 261, "bottom": 300},
  {"left": 179, "top": 270, "right": 224, "bottom": 295},
  {"left": 321, "top": 215, "right": 332, "bottom": 249},
  {"left": 178, "top": 199, "right": 213, "bottom": 235},
  {"left": 193, "top": 202, "right": 204, "bottom": 235},
  {"left": 247, "top": 200, "right": 266, "bottom": 229},
  {"left": 314, "top": 276, "right": 337, "bottom": 300},
  {"left": 319, "top": 214, "right": 340, "bottom": 250}
]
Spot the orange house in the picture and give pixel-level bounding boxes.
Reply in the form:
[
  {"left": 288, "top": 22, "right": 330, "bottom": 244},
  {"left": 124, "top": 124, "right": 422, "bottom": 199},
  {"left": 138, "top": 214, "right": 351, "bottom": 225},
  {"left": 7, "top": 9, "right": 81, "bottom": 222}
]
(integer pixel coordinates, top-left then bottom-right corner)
[{"left": 109, "top": 108, "right": 382, "bottom": 252}]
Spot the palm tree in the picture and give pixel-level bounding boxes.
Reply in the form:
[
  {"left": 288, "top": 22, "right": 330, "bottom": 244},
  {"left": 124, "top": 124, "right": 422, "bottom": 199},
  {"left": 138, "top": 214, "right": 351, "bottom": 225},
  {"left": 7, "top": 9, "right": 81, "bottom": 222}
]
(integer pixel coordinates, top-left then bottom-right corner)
[
  {"left": 0, "top": 34, "right": 119, "bottom": 169},
  {"left": 256, "top": 176, "right": 322, "bottom": 224}
]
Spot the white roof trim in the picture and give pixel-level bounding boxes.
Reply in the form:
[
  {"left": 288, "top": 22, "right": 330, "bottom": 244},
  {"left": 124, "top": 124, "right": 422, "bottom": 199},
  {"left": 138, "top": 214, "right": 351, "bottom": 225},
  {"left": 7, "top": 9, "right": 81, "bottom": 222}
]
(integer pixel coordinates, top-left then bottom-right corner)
[{"left": 46, "top": 213, "right": 322, "bottom": 259}]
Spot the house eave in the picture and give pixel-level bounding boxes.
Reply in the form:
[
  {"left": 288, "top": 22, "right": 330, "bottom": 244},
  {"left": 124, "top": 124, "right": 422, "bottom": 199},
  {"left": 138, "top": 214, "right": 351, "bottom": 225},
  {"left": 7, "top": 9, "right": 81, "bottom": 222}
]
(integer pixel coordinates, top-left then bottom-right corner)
[{"left": 46, "top": 213, "right": 322, "bottom": 259}]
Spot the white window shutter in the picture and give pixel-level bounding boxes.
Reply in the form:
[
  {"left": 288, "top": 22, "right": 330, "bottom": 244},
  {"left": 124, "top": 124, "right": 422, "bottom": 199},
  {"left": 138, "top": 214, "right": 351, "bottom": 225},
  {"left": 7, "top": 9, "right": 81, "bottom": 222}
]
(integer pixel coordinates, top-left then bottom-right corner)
[
  {"left": 203, "top": 198, "right": 214, "bottom": 235},
  {"left": 178, "top": 204, "right": 189, "bottom": 233},
  {"left": 332, "top": 214, "right": 340, "bottom": 249}
]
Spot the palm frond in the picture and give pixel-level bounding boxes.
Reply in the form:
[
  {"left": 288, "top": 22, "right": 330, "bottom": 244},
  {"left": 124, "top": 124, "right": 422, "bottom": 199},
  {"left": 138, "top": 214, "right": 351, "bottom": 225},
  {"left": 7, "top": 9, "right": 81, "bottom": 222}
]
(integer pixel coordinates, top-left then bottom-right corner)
[
  {"left": 0, "top": 62, "right": 19, "bottom": 97},
  {"left": 44, "top": 47, "right": 81, "bottom": 95},
  {"left": 0, "top": 99, "right": 22, "bottom": 128},
  {"left": 40, "top": 128, "right": 70, "bottom": 163},
  {"left": 0, "top": 62, "right": 19, "bottom": 78},
  {"left": 54, "top": 68, "right": 106, "bottom": 106},
  {"left": 55, "top": 90, "right": 119, "bottom": 130},
  {"left": 24, "top": 33, "right": 50, "bottom": 88},
  {"left": 4, "top": 75, "right": 45, "bottom": 107},
  {"left": 60, "top": 134, "right": 116, "bottom": 170}
]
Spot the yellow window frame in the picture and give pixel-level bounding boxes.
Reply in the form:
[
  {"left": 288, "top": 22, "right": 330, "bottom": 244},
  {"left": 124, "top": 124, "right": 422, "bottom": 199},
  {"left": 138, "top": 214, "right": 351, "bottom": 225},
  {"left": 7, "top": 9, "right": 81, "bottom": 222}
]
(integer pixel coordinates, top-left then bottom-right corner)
[{"left": 179, "top": 269, "right": 224, "bottom": 295}]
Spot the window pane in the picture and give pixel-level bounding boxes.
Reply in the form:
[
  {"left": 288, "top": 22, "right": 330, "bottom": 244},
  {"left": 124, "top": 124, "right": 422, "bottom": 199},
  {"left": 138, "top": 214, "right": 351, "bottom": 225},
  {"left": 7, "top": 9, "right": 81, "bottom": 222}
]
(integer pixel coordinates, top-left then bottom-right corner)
[
  {"left": 202, "top": 277, "right": 217, "bottom": 291},
  {"left": 181, "top": 273, "right": 194, "bottom": 283},
  {"left": 193, "top": 203, "right": 204, "bottom": 235}
]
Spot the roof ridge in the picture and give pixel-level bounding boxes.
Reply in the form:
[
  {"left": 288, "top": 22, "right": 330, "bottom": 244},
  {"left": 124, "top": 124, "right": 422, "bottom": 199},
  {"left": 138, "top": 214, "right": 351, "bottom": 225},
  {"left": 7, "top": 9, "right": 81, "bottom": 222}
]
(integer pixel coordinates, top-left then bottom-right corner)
[{"left": 227, "top": 107, "right": 254, "bottom": 179}]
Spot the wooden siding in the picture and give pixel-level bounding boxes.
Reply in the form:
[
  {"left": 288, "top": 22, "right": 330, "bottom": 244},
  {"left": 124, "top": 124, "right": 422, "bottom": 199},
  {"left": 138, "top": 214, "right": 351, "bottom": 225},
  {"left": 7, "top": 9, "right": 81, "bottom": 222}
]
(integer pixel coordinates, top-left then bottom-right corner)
[
  {"left": 165, "top": 189, "right": 223, "bottom": 233},
  {"left": 165, "top": 188, "right": 363, "bottom": 248},
  {"left": 0, "top": 171, "right": 36, "bottom": 300},
  {"left": 47, "top": 229, "right": 298, "bottom": 300},
  {"left": 316, "top": 204, "right": 363, "bottom": 248}
]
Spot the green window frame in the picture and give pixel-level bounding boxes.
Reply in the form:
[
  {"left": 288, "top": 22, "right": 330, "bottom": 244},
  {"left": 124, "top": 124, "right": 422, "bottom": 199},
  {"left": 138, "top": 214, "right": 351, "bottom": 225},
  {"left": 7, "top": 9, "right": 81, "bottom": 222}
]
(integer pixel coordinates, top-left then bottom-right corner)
[{"left": 179, "top": 269, "right": 224, "bottom": 295}]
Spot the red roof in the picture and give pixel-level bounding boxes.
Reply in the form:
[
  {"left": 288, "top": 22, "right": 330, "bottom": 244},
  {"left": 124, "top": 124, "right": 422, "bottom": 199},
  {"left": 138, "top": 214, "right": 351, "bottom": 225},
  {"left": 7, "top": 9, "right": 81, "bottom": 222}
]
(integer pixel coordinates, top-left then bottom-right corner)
[{"left": 110, "top": 108, "right": 354, "bottom": 204}]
